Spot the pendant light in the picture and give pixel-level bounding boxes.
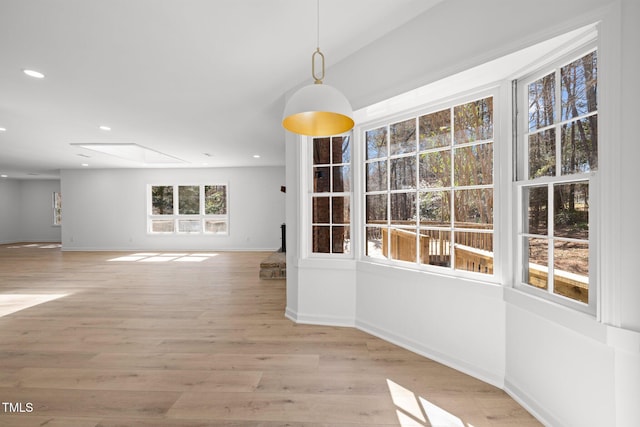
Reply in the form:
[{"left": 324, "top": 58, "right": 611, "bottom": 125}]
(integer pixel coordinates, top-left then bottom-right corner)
[{"left": 282, "top": 0, "right": 354, "bottom": 136}]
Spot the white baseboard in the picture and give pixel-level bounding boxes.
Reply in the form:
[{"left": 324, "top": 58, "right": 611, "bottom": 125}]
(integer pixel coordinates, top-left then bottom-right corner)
[
  {"left": 286, "top": 308, "right": 505, "bottom": 389},
  {"left": 355, "top": 318, "right": 505, "bottom": 389},
  {"left": 504, "top": 379, "right": 560, "bottom": 427},
  {"left": 284, "top": 307, "right": 354, "bottom": 327}
]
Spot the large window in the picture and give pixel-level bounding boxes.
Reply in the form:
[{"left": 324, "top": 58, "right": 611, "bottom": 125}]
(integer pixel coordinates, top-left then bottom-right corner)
[
  {"left": 148, "top": 184, "right": 228, "bottom": 234},
  {"left": 311, "top": 135, "right": 351, "bottom": 254},
  {"left": 364, "top": 96, "right": 494, "bottom": 274},
  {"left": 516, "top": 48, "right": 597, "bottom": 309}
]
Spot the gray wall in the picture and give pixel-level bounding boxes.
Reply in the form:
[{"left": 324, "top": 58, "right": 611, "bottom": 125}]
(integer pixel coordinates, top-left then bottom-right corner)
[
  {"left": 60, "top": 166, "right": 285, "bottom": 251},
  {"left": 0, "top": 179, "right": 61, "bottom": 244}
]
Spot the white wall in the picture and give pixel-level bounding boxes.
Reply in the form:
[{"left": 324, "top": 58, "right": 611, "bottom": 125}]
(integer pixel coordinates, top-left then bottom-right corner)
[
  {"left": 284, "top": 131, "right": 300, "bottom": 318},
  {"left": 0, "top": 179, "right": 61, "bottom": 244},
  {"left": 61, "top": 167, "right": 285, "bottom": 251},
  {"left": 286, "top": 1, "right": 640, "bottom": 426},
  {"left": 356, "top": 264, "right": 505, "bottom": 386},
  {"left": 617, "top": 0, "right": 640, "bottom": 335},
  {"left": 0, "top": 179, "right": 22, "bottom": 244},
  {"left": 18, "top": 180, "right": 62, "bottom": 243}
]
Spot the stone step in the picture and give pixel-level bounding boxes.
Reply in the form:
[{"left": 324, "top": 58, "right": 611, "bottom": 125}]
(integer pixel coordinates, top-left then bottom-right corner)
[{"left": 259, "top": 251, "right": 286, "bottom": 280}]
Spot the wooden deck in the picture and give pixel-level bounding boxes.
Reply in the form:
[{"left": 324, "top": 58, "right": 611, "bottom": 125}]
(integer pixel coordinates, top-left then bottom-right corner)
[
  {"left": 0, "top": 243, "right": 540, "bottom": 426},
  {"left": 380, "top": 227, "right": 588, "bottom": 303}
]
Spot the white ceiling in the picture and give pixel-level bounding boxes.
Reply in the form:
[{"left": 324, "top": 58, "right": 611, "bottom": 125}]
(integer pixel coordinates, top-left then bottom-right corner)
[{"left": 0, "top": 0, "right": 443, "bottom": 179}]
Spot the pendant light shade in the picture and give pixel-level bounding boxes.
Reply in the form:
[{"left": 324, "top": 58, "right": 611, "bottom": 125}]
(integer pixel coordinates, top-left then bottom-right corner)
[
  {"left": 282, "top": 0, "right": 354, "bottom": 137},
  {"left": 282, "top": 83, "right": 354, "bottom": 136}
]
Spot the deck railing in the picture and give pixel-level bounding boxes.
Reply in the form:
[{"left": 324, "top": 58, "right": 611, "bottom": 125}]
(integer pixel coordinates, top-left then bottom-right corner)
[{"left": 378, "top": 227, "right": 587, "bottom": 303}]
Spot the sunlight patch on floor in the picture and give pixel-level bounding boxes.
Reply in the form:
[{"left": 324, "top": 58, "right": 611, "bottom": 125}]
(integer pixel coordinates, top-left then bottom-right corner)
[
  {"left": 0, "top": 294, "right": 69, "bottom": 317},
  {"left": 107, "top": 252, "right": 218, "bottom": 263},
  {"left": 6, "top": 243, "right": 61, "bottom": 249},
  {"left": 387, "top": 379, "right": 474, "bottom": 427}
]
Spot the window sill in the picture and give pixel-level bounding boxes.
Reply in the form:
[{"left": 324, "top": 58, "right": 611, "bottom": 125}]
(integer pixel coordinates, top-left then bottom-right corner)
[
  {"left": 298, "top": 257, "right": 356, "bottom": 271},
  {"left": 357, "top": 259, "right": 504, "bottom": 299}
]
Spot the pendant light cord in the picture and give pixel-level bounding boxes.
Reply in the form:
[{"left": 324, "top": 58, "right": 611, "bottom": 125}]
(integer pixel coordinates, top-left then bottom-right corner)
[
  {"left": 316, "top": 0, "right": 320, "bottom": 50},
  {"left": 312, "top": 0, "right": 324, "bottom": 84}
]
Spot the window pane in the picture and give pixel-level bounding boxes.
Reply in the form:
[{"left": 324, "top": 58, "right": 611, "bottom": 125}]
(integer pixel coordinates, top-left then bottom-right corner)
[
  {"left": 313, "top": 167, "right": 330, "bottom": 192},
  {"left": 366, "top": 161, "right": 387, "bottom": 192},
  {"left": 204, "top": 185, "right": 227, "bottom": 215},
  {"left": 312, "top": 226, "right": 330, "bottom": 253},
  {"left": 528, "top": 72, "right": 555, "bottom": 131},
  {"left": 454, "top": 143, "right": 493, "bottom": 186},
  {"left": 204, "top": 219, "right": 227, "bottom": 234},
  {"left": 313, "top": 137, "right": 330, "bottom": 165},
  {"left": 524, "top": 186, "right": 548, "bottom": 235},
  {"left": 151, "top": 219, "right": 174, "bottom": 232},
  {"left": 332, "top": 166, "right": 350, "bottom": 192},
  {"left": 366, "top": 127, "right": 387, "bottom": 160},
  {"left": 366, "top": 194, "right": 387, "bottom": 223},
  {"left": 390, "top": 156, "right": 416, "bottom": 190},
  {"left": 454, "top": 231, "right": 493, "bottom": 274},
  {"left": 454, "top": 188, "right": 493, "bottom": 226},
  {"left": 332, "top": 196, "right": 350, "bottom": 224},
  {"left": 454, "top": 97, "right": 493, "bottom": 144},
  {"left": 419, "top": 150, "right": 451, "bottom": 188},
  {"left": 528, "top": 129, "right": 556, "bottom": 179},
  {"left": 151, "top": 186, "right": 173, "bottom": 215},
  {"left": 53, "top": 192, "right": 62, "bottom": 225},
  {"left": 312, "top": 197, "right": 330, "bottom": 224},
  {"left": 178, "top": 219, "right": 200, "bottom": 232},
  {"left": 419, "top": 109, "right": 451, "bottom": 150},
  {"left": 390, "top": 192, "right": 416, "bottom": 225},
  {"left": 561, "top": 51, "right": 597, "bottom": 121},
  {"left": 561, "top": 115, "right": 598, "bottom": 174},
  {"left": 420, "top": 229, "right": 451, "bottom": 267},
  {"left": 388, "top": 227, "right": 417, "bottom": 263},
  {"left": 178, "top": 186, "right": 200, "bottom": 215},
  {"left": 54, "top": 192, "right": 62, "bottom": 209},
  {"left": 332, "top": 135, "right": 350, "bottom": 164},
  {"left": 366, "top": 227, "right": 387, "bottom": 259},
  {"left": 554, "top": 240, "right": 589, "bottom": 303},
  {"left": 553, "top": 183, "right": 589, "bottom": 239},
  {"left": 390, "top": 118, "right": 416, "bottom": 155},
  {"left": 419, "top": 191, "right": 451, "bottom": 226},
  {"left": 524, "top": 237, "right": 548, "bottom": 290},
  {"left": 332, "top": 226, "right": 350, "bottom": 254}
]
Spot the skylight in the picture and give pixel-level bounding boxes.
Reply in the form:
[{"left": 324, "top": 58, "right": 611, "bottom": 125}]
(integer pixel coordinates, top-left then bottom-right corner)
[{"left": 70, "top": 143, "right": 186, "bottom": 165}]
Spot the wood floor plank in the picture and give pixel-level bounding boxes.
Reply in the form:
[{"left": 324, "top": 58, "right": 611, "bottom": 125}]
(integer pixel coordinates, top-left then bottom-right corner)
[
  {"left": 167, "top": 391, "right": 399, "bottom": 424},
  {"left": 0, "top": 244, "right": 541, "bottom": 426},
  {"left": 15, "top": 367, "right": 263, "bottom": 393}
]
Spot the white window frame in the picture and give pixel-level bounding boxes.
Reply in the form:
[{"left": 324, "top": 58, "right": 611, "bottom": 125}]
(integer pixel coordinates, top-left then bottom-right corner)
[
  {"left": 513, "top": 42, "right": 598, "bottom": 314},
  {"left": 358, "top": 87, "right": 502, "bottom": 283},
  {"left": 307, "top": 134, "right": 353, "bottom": 258},
  {"left": 147, "top": 184, "right": 229, "bottom": 235}
]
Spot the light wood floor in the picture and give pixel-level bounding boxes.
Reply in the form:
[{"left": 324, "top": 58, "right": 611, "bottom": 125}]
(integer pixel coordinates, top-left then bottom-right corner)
[{"left": 0, "top": 244, "right": 541, "bottom": 427}]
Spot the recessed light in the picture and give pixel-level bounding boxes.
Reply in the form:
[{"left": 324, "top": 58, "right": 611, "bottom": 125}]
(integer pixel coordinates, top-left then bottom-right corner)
[
  {"left": 23, "top": 69, "right": 45, "bottom": 79},
  {"left": 99, "top": 125, "right": 111, "bottom": 131},
  {"left": 253, "top": 154, "right": 261, "bottom": 158},
  {"left": 0, "top": 127, "right": 6, "bottom": 132},
  {"left": 81, "top": 163, "right": 89, "bottom": 167},
  {"left": 1, "top": 174, "right": 7, "bottom": 178}
]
